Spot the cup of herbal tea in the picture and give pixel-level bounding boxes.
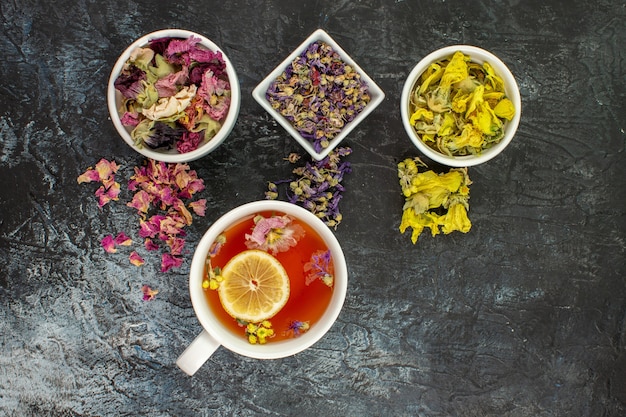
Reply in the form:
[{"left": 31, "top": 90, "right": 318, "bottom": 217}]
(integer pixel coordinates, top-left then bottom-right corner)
[{"left": 176, "top": 200, "right": 348, "bottom": 376}]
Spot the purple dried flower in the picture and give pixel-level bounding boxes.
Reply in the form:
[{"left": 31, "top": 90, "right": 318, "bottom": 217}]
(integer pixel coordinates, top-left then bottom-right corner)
[
  {"left": 304, "top": 249, "right": 334, "bottom": 287},
  {"left": 266, "top": 41, "right": 371, "bottom": 151},
  {"left": 266, "top": 147, "right": 352, "bottom": 228},
  {"left": 114, "top": 66, "right": 147, "bottom": 99},
  {"left": 143, "top": 122, "right": 184, "bottom": 149}
]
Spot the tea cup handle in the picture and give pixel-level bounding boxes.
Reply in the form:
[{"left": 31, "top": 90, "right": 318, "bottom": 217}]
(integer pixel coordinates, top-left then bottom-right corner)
[{"left": 176, "top": 330, "right": 220, "bottom": 376}]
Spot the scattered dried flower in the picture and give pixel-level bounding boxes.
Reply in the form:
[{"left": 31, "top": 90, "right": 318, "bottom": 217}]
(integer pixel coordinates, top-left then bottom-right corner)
[
  {"left": 127, "top": 160, "right": 207, "bottom": 271},
  {"left": 79, "top": 158, "right": 206, "bottom": 272},
  {"left": 101, "top": 235, "right": 117, "bottom": 253},
  {"left": 266, "top": 147, "right": 352, "bottom": 228},
  {"left": 77, "top": 159, "right": 121, "bottom": 208},
  {"left": 161, "top": 252, "right": 183, "bottom": 273},
  {"left": 397, "top": 157, "right": 472, "bottom": 243},
  {"left": 130, "top": 251, "right": 145, "bottom": 266},
  {"left": 115, "top": 232, "right": 133, "bottom": 246}
]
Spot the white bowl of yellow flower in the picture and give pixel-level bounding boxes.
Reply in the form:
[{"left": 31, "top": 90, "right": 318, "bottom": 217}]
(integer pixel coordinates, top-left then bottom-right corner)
[
  {"left": 401, "top": 45, "right": 521, "bottom": 167},
  {"left": 107, "top": 29, "right": 241, "bottom": 163}
]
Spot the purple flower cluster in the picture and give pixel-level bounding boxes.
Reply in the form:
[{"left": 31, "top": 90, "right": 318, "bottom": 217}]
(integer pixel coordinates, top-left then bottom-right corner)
[
  {"left": 266, "top": 41, "right": 371, "bottom": 152},
  {"left": 266, "top": 147, "right": 352, "bottom": 228}
]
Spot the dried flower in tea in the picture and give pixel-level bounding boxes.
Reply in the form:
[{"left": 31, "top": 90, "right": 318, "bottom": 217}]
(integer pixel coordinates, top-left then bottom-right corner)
[
  {"left": 304, "top": 249, "right": 334, "bottom": 287},
  {"left": 244, "top": 214, "right": 305, "bottom": 255},
  {"left": 287, "top": 320, "right": 310, "bottom": 337}
]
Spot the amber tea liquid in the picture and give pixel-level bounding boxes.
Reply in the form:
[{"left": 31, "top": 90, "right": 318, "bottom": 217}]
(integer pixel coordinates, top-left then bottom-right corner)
[{"left": 203, "top": 210, "right": 334, "bottom": 342}]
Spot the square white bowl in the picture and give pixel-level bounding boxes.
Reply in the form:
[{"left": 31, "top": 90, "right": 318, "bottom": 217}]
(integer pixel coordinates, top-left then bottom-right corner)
[{"left": 252, "top": 29, "right": 385, "bottom": 161}]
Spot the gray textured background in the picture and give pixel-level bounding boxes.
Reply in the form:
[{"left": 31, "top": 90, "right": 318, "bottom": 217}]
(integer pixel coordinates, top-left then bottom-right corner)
[{"left": 1, "top": 0, "right": 625, "bottom": 416}]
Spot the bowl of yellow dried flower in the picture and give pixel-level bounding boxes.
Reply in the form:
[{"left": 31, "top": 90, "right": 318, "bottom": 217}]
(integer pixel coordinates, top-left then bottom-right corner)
[
  {"left": 108, "top": 29, "right": 241, "bottom": 163},
  {"left": 401, "top": 45, "right": 521, "bottom": 167}
]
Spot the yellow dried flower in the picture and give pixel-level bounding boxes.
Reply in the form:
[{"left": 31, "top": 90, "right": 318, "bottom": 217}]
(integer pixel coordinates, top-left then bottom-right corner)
[
  {"left": 398, "top": 157, "right": 472, "bottom": 243},
  {"left": 408, "top": 51, "right": 515, "bottom": 156}
]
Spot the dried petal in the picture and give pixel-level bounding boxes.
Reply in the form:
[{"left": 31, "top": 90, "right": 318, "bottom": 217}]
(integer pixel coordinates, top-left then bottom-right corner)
[
  {"left": 130, "top": 251, "right": 145, "bottom": 266},
  {"left": 115, "top": 232, "right": 133, "bottom": 246},
  {"left": 101, "top": 235, "right": 117, "bottom": 253},
  {"left": 142, "top": 284, "right": 159, "bottom": 301},
  {"left": 161, "top": 253, "right": 183, "bottom": 272},
  {"left": 188, "top": 199, "right": 206, "bottom": 216}
]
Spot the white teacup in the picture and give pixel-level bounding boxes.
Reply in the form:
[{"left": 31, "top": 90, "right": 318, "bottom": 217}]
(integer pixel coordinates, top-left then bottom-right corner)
[{"left": 176, "top": 200, "right": 348, "bottom": 376}]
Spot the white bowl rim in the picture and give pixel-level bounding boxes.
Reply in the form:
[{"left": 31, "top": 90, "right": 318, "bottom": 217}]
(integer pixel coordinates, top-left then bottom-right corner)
[
  {"left": 107, "top": 28, "right": 241, "bottom": 163},
  {"left": 188, "top": 200, "right": 348, "bottom": 359},
  {"left": 252, "top": 28, "right": 385, "bottom": 161},
  {"left": 400, "top": 44, "right": 521, "bottom": 167}
]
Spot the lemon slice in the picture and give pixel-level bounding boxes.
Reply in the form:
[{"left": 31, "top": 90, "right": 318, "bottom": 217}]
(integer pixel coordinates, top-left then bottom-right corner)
[{"left": 218, "top": 250, "right": 290, "bottom": 322}]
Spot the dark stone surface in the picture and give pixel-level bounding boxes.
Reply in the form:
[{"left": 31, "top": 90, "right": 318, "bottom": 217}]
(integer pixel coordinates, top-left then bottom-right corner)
[{"left": 1, "top": 0, "right": 625, "bottom": 415}]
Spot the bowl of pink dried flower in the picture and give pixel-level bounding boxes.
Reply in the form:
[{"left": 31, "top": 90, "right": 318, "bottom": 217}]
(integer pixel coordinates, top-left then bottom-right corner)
[{"left": 108, "top": 29, "right": 241, "bottom": 163}]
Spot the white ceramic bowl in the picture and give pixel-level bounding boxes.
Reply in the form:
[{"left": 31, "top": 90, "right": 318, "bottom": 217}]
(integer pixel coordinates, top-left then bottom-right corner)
[
  {"left": 107, "top": 29, "right": 241, "bottom": 163},
  {"left": 186, "top": 200, "right": 348, "bottom": 362},
  {"left": 401, "top": 45, "right": 521, "bottom": 167},
  {"left": 252, "top": 29, "right": 385, "bottom": 161}
]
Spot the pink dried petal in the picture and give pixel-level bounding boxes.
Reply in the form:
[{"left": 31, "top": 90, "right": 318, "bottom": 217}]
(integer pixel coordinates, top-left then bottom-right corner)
[
  {"left": 176, "top": 131, "right": 203, "bottom": 154},
  {"left": 185, "top": 178, "right": 205, "bottom": 195},
  {"left": 152, "top": 161, "right": 172, "bottom": 184},
  {"left": 155, "top": 70, "right": 189, "bottom": 97},
  {"left": 95, "top": 158, "right": 120, "bottom": 181},
  {"left": 139, "top": 215, "right": 165, "bottom": 239},
  {"left": 130, "top": 251, "right": 145, "bottom": 266},
  {"left": 115, "top": 232, "right": 133, "bottom": 246},
  {"left": 157, "top": 187, "right": 178, "bottom": 208},
  {"left": 144, "top": 238, "right": 159, "bottom": 251},
  {"left": 159, "top": 214, "right": 185, "bottom": 238},
  {"left": 161, "top": 253, "right": 183, "bottom": 272},
  {"left": 101, "top": 235, "right": 117, "bottom": 253},
  {"left": 127, "top": 190, "right": 152, "bottom": 213},
  {"left": 166, "top": 237, "right": 186, "bottom": 256},
  {"left": 142, "top": 284, "right": 159, "bottom": 301},
  {"left": 173, "top": 200, "right": 193, "bottom": 225},
  {"left": 77, "top": 169, "right": 100, "bottom": 184},
  {"left": 95, "top": 182, "right": 121, "bottom": 207},
  {"left": 188, "top": 199, "right": 206, "bottom": 217},
  {"left": 120, "top": 112, "right": 140, "bottom": 127}
]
